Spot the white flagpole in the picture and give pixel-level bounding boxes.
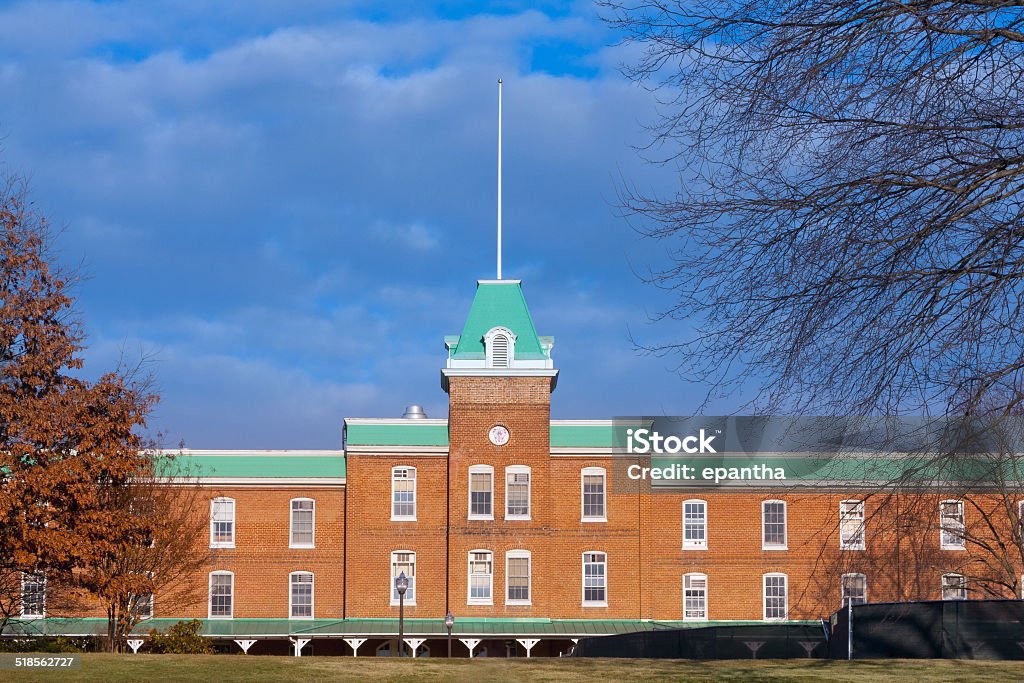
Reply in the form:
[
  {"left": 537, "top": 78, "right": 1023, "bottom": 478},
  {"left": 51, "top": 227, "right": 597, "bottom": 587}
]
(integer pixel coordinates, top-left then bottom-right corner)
[{"left": 493, "top": 79, "right": 497, "bottom": 280}]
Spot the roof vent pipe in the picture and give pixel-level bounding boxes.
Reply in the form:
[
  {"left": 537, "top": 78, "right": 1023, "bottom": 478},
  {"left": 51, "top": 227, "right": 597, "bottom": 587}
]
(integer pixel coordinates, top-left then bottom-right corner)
[{"left": 402, "top": 405, "right": 428, "bottom": 419}]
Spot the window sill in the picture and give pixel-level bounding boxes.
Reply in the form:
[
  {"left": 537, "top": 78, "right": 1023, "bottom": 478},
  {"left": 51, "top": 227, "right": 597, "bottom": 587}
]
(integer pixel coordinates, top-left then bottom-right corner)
[
  {"left": 505, "top": 600, "right": 532, "bottom": 606},
  {"left": 20, "top": 614, "right": 44, "bottom": 620},
  {"left": 289, "top": 544, "right": 316, "bottom": 549},
  {"left": 390, "top": 601, "right": 417, "bottom": 607},
  {"left": 467, "top": 599, "right": 493, "bottom": 606},
  {"left": 581, "top": 517, "right": 607, "bottom": 523},
  {"left": 682, "top": 544, "right": 707, "bottom": 551},
  {"left": 941, "top": 545, "right": 966, "bottom": 551},
  {"left": 682, "top": 617, "right": 708, "bottom": 622},
  {"left": 208, "top": 614, "right": 233, "bottom": 620},
  {"left": 840, "top": 545, "right": 865, "bottom": 551},
  {"left": 763, "top": 616, "right": 787, "bottom": 622},
  {"left": 391, "top": 516, "right": 417, "bottom": 522},
  {"left": 582, "top": 601, "right": 608, "bottom": 608},
  {"left": 288, "top": 615, "right": 314, "bottom": 620},
  {"left": 468, "top": 515, "right": 494, "bottom": 521},
  {"left": 209, "top": 543, "right": 235, "bottom": 549},
  {"left": 505, "top": 515, "right": 531, "bottom": 521},
  {"left": 762, "top": 545, "right": 787, "bottom": 551}
]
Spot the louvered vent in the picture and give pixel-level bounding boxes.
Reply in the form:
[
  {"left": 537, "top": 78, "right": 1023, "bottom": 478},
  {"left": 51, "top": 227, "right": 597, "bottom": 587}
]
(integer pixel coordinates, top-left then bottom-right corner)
[{"left": 491, "top": 333, "right": 510, "bottom": 368}]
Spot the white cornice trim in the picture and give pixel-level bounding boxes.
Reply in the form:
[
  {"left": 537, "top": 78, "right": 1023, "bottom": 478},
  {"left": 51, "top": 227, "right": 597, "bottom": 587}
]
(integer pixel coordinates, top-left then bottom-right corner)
[
  {"left": 549, "top": 448, "right": 617, "bottom": 456},
  {"left": 442, "top": 368, "right": 558, "bottom": 378},
  {"left": 163, "top": 477, "right": 346, "bottom": 486},
  {"left": 345, "top": 446, "right": 449, "bottom": 455},
  {"left": 344, "top": 418, "right": 448, "bottom": 426},
  {"left": 157, "top": 449, "right": 344, "bottom": 457},
  {"left": 550, "top": 419, "right": 617, "bottom": 426},
  {"left": 477, "top": 279, "right": 521, "bottom": 284}
]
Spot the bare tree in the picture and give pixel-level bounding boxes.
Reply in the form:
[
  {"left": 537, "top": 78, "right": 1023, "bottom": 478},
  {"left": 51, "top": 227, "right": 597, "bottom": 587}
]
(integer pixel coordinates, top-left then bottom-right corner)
[
  {"left": 76, "top": 452, "right": 210, "bottom": 652},
  {"left": 601, "top": 0, "right": 1024, "bottom": 416}
]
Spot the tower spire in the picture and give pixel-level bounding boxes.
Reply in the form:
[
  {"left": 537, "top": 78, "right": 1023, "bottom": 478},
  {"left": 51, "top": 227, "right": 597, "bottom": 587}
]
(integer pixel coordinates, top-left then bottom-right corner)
[{"left": 493, "top": 79, "right": 497, "bottom": 280}]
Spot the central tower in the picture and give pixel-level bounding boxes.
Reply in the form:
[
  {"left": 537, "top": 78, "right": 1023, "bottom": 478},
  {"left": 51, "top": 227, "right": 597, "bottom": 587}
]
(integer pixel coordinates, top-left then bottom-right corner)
[{"left": 442, "top": 279, "right": 557, "bottom": 616}]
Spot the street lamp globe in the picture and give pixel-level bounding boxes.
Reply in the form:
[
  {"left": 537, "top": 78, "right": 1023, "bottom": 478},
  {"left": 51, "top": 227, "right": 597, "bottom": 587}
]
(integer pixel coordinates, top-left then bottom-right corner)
[
  {"left": 395, "top": 572, "right": 409, "bottom": 596},
  {"left": 445, "top": 611, "right": 455, "bottom": 629}
]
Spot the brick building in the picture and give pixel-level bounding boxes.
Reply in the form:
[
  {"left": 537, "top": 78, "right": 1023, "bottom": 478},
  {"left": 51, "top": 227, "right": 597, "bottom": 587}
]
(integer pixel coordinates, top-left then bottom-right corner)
[{"left": 8, "top": 279, "right": 1021, "bottom": 656}]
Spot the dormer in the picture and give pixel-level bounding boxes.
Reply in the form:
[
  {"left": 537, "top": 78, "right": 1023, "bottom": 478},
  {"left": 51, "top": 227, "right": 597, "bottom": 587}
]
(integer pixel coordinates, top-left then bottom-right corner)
[{"left": 484, "top": 326, "right": 516, "bottom": 368}]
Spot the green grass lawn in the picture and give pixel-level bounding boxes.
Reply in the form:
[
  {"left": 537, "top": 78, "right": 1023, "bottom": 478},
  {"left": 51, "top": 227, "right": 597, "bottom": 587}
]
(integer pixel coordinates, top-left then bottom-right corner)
[{"left": 3, "top": 655, "right": 1023, "bottom": 682}]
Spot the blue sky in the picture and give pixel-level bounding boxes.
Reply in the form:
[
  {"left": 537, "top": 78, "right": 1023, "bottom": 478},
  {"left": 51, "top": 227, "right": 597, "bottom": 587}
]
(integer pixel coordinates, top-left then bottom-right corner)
[{"left": 0, "top": 0, "right": 705, "bottom": 448}]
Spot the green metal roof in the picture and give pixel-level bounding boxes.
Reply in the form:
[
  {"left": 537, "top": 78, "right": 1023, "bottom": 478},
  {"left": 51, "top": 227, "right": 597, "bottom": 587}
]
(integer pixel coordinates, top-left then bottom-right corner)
[
  {"left": 450, "top": 281, "right": 547, "bottom": 360},
  {"left": 155, "top": 452, "right": 346, "bottom": 479},
  {"left": 345, "top": 422, "right": 449, "bottom": 447},
  {"left": 2, "top": 617, "right": 817, "bottom": 638},
  {"left": 344, "top": 422, "right": 624, "bottom": 449}
]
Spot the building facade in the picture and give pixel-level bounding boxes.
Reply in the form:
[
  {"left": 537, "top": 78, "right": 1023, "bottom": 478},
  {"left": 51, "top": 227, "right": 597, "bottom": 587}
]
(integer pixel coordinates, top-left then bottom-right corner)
[{"left": 8, "top": 279, "right": 1022, "bottom": 656}]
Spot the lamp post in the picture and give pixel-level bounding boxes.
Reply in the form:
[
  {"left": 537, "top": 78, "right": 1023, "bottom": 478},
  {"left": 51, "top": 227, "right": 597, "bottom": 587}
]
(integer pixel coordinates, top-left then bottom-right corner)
[
  {"left": 445, "top": 611, "right": 455, "bottom": 658},
  {"left": 395, "top": 572, "right": 409, "bottom": 658}
]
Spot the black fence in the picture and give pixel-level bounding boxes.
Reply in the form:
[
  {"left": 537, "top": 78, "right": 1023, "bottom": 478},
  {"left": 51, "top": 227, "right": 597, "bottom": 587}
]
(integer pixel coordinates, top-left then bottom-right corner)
[
  {"left": 828, "top": 599, "right": 1024, "bottom": 659},
  {"left": 572, "top": 624, "right": 827, "bottom": 659}
]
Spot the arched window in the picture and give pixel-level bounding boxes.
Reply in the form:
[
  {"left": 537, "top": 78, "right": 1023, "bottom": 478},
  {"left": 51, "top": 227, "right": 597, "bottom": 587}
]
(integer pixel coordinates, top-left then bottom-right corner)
[
  {"left": 763, "top": 573, "right": 788, "bottom": 621},
  {"left": 392, "top": 466, "right": 417, "bottom": 520},
  {"left": 209, "top": 571, "right": 234, "bottom": 619},
  {"left": 290, "top": 498, "right": 315, "bottom": 548},
  {"left": 467, "top": 550, "right": 493, "bottom": 605},
  {"left": 683, "top": 573, "right": 708, "bottom": 620},
  {"left": 210, "top": 497, "right": 235, "bottom": 548},
  {"left": 682, "top": 499, "right": 707, "bottom": 549}
]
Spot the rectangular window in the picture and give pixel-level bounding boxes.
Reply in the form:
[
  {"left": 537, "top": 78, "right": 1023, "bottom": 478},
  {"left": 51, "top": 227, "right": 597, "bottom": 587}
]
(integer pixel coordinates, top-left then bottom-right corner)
[
  {"left": 392, "top": 467, "right": 416, "bottom": 520},
  {"left": 505, "top": 467, "right": 531, "bottom": 519},
  {"left": 841, "top": 573, "right": 867, "bottom": 606},
  {"left": 469, "top": 466, "right": 493, "bottom": 519},
  {"left": 210, "top": 498, "right": 235, "bottom": 548},
  {"left": 391, "top": 551, "right": 416, "bottom": 604},
  {"left": 940, "top": 500, "right": 965, "bottom": 550},
  {"left": 763, "top": 574, "right": 788, "bottom": 620},
  {"left": 20, "top": 572, "right": 45, "bottom": 618},
  {"left": 506, "top": 552, "right": 531, "bottom": 604},
  {"left": 468, "top": 551, "right": 493, "bottom": 604},
  {"left": 290, "top": 572, "right": 314, "bottom": 619},
  {"left": 290, "top": 499, "right": 315, "bottom": 547},
  {"left": 582, "top": 552, "right": 607, "bottom": 606},
  {"left": 132, "top": 571, "right": 154, "bottom": 620},
  {"left": 683, "top": 573, "right": 708, "bottom": 620},
  {"left": 942, "top": 573, "right": 967, "bottom": 600},
  {"left": 683, "top": 500, "right": 707, "bottom": 549},
  {"left": 582, "top": 468, "right": 606, "bottom": 521},
  {"left": 209, "top": 572, "right": 233, "bottom": 618},
  {"left": 840, "top": 500, "right": 865, "bottom": 550},
  {"left": 762, "top": 500, "right": 787, "bottom": 549}
]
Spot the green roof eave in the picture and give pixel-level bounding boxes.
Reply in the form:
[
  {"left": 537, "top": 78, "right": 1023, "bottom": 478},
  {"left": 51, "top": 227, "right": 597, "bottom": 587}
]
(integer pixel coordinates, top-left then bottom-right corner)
[
  {"left": 154, "top": 454, "right": 346, "bottom": 479},
  {"left": 451, "top": 281, "right": 545, "bottom": 359}
]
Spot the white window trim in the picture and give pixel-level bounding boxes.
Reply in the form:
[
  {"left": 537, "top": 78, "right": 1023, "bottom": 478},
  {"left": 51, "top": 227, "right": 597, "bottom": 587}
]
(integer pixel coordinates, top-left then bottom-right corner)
[
  {"left": 581, "top": 466, "right": 607, "bottom": 522},
  {"left": 390, "top": 550, "right": 416, "bottom": 607},
  {"left": 20, "top": 572, "right": 45, "bottom": 619},
  {"left": 761, "top": 499, "right": 788, "bottom": 550},
  {"left": 505, "top": 550, "right": 532, "bottom": 606},
  {"left": 682, "top": 499, "right": 708, "bottom": 550},
  {"left": 682, "top": 572, "right": 708, "bottom": 621},
  {"left": 940, "top": 499, "right": 966, "bottom": 550},
  {"left": 581, "top": 551, "right": 608, "bottom": 607},
  {"left": 841, "top": 572, "right": 868, "bottom": 605},
  {"left": 467, "top": 549, "right": 494, "bottom": 606},
  {"left": 484, "top": 326, "right": 517, "bottom": 368},
  {"left": 839, "top": 500, "right": 866, "bottom": 551},
  {"left": 209, "top": 497, "right": 236, "bottom": 549},
  {"left": 504, "top": 465, "right": 531, "bottom": 520},
  {"left": 289, "top": 498, "right": 316, "bottom": 549},
  {"left": 208, "top": 571, "right": 234, "bottom": 619},
  {"left": 941, "top": 572, "right": 967, "bottom": 600},
  {"left": 391, "top": 466, "right": 417, "bottom": 521},
  {"left": 468, "top": 464, "right": 495, "bottom": 520},
  {"left": 763, "top": 572, "right": 788, "bottom": 621},
  {"left": 289, "top": 571, "right": 315, "bottom": 620}
]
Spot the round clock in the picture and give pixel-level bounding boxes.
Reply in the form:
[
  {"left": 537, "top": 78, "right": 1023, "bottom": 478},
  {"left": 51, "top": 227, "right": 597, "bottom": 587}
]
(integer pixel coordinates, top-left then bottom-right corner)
[{"left": 488, "top": 425, "right": 510, "bottom": 446}]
